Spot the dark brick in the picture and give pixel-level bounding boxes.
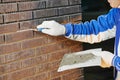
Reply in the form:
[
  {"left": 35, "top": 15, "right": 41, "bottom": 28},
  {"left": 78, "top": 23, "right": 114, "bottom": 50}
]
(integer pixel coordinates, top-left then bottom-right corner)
[
  {"left": 46, "top": 0, "right": 68, "bottom": 8},
  {"left": 18, "top": 1, "right": 46, "bottom": 11},
  {"left": 69, "top": 0, "right": 81, "bottom": 5},
  {"left": 34, "top": 9, "right": 58, "bottom": 19},
  {"left": 20, "top": 20, "right": 39, "bottom": 30},
  {"left": 46, "top": 16, "right": 69, "bottom": 24},
  {"left": 0, "top": 3, "right": 17, "bottom": 14},
  {"left": 4, "top": 11, "right": 32, "bottom": 23},
  {"left": 58, "top": 5, "right": 81, "bottom": 15},
  {"left": 69, "top": 13, "right": 82, "bottom": 23}
]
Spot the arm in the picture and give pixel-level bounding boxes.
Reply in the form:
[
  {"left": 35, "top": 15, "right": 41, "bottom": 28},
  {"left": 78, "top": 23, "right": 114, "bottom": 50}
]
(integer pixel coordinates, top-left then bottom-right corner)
[{"left": 65, "top": 9, "right": 116, "bottom": 44}]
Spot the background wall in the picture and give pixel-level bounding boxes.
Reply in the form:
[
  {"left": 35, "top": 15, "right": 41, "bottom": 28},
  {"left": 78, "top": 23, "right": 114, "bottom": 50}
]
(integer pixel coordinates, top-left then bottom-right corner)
[{"left": 0, "top": 0, "right": 84, "bottom": 80}]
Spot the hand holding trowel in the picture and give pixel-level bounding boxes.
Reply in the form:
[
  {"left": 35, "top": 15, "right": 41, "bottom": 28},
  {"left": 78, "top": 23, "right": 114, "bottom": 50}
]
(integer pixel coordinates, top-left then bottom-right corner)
[{"left": 58, "top": 48, "right": 114, "bottom": 72}]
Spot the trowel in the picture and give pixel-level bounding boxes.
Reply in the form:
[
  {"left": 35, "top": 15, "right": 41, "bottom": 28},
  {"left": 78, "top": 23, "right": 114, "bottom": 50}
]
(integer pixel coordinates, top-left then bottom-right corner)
[{"left": 58, "top": 48, "right": 102, "bottom": 72}]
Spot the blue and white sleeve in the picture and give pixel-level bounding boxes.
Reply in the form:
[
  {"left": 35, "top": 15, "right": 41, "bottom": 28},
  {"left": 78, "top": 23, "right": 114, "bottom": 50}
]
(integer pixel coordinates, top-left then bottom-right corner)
[{"left": 64, "top": 9, "right": 116, "bottom": 44}]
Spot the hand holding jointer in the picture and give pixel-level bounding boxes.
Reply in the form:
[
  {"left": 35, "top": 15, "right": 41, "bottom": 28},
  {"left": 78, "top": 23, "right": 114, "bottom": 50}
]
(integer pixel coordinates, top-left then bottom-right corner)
[{"left": 36, "top": 20, "right": 66, "bottom": 36}]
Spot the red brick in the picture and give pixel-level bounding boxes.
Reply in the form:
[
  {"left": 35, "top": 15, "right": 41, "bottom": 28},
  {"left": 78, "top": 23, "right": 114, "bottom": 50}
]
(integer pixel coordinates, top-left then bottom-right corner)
[
  {"left": 0, "top": 23, "right": 19, "bottom": 34},
  {"left": 0, "top": 55, "right": 5, "bottom": 64},
  {"left": 36, "top": 63, "right": 48, "bottom": 73},
  {"left": 75, "top": 76, "right": 84, "bottom": 80},
  {"left": 48, "top": 60, "right": 61, "bottom": 71},
  {"left": 0, "top": 15, "right": 3, "bottom": 23},
  {"left": 49, "top": 69, "right": 63, "bottom": 78},
  {"left": 0, "top": 75, "right": 7, "bottom": 80},
  {"left": 34, "top": 72, "right": 49, "bottom": 80},
  {"left": 33, "top": 30, "right": 47, "bottom": 38},
  {"left": 21, "top": 76, "right": 34, "bottom": 80},
  {"left": 2, "top": 0, "right": 25, "bottom": 2},
  {"left": 21, "top": 57, "right": 36, "bottom": 68},
  {"left": 24, "top": 72, "right": 49, "bottom": 80},
  {"left": 0, "top": 35, "right": 4, "bottom": 44},
  {"left": 61, "top": 40, "right": 80, "bottom": 48},
  {"left": 51, "top": 77, "right": 61, "bottom": 80},
  {"left": 5, "top": 30, "right": 33, "bottom": 43},
  {"left": 48, "top": 49, "right": 69, "bottom": 62},
  {"left": 35, "top": 54, "right": 48, "bottom": 64},
  {"left": 0, "top": 3, "right": 17, "bottom": 14},
  {"left": 4, "top": 11, "right": 32, "bottom": 23},
  {"left": 0, "top": 42, "right": 21, "bottom": 55},
  {"left": 36, "top": 42, "right": 62, "bottom": 55},
  {"left": 0, "top": 65, "right": 5, "bottom": 75},
  {"left": 70, "top": 44, "right": 83, "bottom": 53},
  {"left": 20, "top": 20, "right": 38, "bottom": 30},
  {"left": 62, "top": 69, "right": 81, "bottom": 80},
  {"left": 47, "top": 36, "right": 66, "bottom": 43},
  {"left": 18, "top": 1, "right": 46, "bottom": 11},
  {"left": 4, "top": 61, "right": 21, "bottom": 73},
  {"left": 34, "top": 9, "right": 58, "bottom": 18},
  {"left": 6, "top": 67, "right": 36, "bottom": 80},
  {"left": 5, "top": 49, "right": 35, "bottom": 63},
  {"left": 21, "top": 37, "right": 47, "bottom": 49}
]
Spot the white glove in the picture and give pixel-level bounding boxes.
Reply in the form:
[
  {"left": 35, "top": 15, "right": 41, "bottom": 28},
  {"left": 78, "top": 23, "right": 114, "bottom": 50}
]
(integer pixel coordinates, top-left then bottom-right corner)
[
  {"left": 91, "top": 51, "right": 114, "bottom": 68},
  {"left": 36, "top": 20, "right": 66, "bottom": 36}
]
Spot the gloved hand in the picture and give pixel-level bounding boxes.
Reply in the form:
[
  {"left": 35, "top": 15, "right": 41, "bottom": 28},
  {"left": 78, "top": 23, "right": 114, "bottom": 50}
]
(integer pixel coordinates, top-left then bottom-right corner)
[
  {"left": 91, "top": 51, "right": 114, "bottom": 68},
  {"left": 36, "top": 20, "right": 66, "bottom": 36}
]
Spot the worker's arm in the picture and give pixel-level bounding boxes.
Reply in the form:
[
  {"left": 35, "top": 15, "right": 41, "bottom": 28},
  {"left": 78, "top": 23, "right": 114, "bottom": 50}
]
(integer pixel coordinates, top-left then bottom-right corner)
[
  {"left": 64, "top": 8, "right": 117, "bottom": 44},
  {"left": 37, "top": 9, "right": 117, "bottom": 44}
]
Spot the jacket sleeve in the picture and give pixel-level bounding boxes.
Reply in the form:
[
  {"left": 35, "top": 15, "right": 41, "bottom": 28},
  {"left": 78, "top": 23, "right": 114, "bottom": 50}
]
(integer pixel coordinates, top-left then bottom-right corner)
[
  {"left": 64, "top": 9, "right": 116, "bottom": 44},
  {"left": 112, "top": 56, "right": 120, "bottom": 71}
]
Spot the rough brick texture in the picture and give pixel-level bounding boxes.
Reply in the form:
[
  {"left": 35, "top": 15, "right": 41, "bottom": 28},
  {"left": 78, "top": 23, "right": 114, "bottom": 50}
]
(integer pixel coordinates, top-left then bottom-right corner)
[{"left": 0, "top": 0, "right": 83, "bottom": 80}]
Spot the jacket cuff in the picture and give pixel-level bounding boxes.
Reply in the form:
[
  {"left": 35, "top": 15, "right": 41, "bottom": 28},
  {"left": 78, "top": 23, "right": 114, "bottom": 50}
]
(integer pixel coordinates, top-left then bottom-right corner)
[
  {"left": 112, "top": 56, "right": 120, "bottom": 71},
  {"left": 64, "top": 23, "right": 73, "bottom": 36}
]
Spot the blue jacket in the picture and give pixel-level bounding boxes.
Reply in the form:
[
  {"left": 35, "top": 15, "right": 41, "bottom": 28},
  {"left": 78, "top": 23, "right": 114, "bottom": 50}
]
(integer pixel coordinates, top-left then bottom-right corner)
[{"left": 65, "top": 8, "right": 120, "bottom": 71}]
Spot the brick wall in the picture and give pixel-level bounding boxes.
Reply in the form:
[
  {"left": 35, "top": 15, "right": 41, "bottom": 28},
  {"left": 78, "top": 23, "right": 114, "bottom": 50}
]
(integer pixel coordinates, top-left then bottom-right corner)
[{"left": 0, "top": 0, "right": 83, "bottom": 80}]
